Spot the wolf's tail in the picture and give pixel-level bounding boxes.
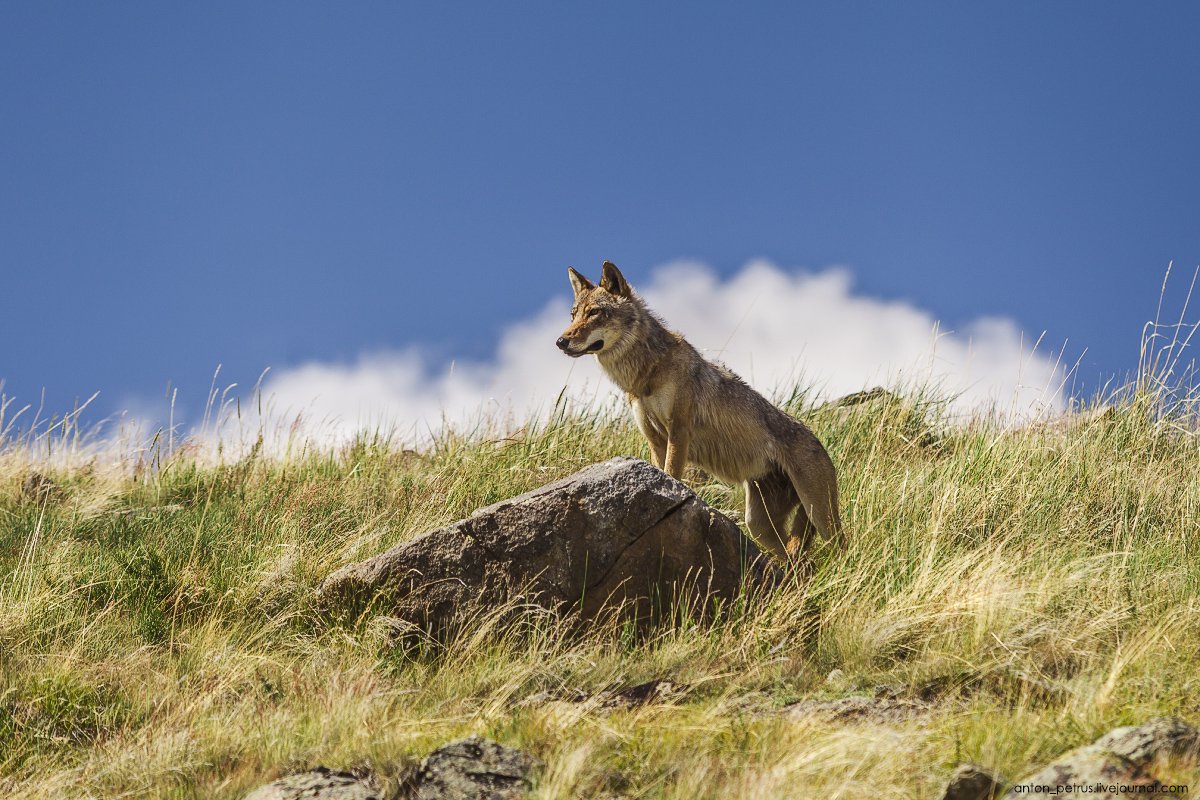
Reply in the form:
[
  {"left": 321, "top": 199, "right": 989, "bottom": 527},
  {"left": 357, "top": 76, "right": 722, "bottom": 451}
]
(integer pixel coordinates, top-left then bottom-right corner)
[{"left": 779, "top": 437, "right": 844, "bottom": 548}]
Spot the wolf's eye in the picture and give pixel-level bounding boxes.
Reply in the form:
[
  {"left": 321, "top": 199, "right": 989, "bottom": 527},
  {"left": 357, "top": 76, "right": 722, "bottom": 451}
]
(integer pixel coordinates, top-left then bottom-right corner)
[{"left": 587, "top": 308, "right": 603, "bottom": 319}]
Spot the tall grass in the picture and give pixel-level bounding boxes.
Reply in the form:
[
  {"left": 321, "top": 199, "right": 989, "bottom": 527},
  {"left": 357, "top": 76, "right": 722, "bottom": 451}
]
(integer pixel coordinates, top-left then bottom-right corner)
[{"left": 2, "top": 347, "right": 1200, "bottom": 797}]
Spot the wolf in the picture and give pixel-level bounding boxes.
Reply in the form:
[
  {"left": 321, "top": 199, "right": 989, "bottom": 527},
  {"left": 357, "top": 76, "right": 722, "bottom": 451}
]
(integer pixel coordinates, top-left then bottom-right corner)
[{"left": 556, "top": 261, "right": 843, "bottom": 563}]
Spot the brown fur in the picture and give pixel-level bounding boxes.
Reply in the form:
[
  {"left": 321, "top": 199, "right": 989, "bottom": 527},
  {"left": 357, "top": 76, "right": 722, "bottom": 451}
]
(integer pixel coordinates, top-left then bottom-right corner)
[{"left": 557, "top": 261, "right": 844, "bottom": 563}]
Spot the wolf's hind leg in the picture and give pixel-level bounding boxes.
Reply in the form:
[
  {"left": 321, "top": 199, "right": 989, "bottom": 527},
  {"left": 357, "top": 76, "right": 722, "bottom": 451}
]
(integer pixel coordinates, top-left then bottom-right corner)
[
  {"left": 744, "top": 475, "right": 794, "bottom": 563},
  {"left": 785, "top": 502, "right": 817, "bottom": 559}
]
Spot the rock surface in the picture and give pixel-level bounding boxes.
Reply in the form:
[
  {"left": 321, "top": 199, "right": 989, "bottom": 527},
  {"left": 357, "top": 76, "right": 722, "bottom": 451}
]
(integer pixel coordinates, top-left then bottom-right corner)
[
  {"left": 785, "top": 695, "right": 930, "bottom": 724},
  {"left": 1004, "top": 717, "right": 1199, "bottom": 797},
  {"left": 21, "top": 471, "right": 57, "bottom": 501},
  {"left": 406, "top": 736, "right": 537, "bottom": 800},
  {"left": 1093, "top": 716, "right": 1199, "bottom": 765},
  {"left": 317, "top": 457, "right": 775, "bottom": 633},
  {"left": 942, "top": 764, "right": 1004, "bottom": 800},
  {"left": 242, "top": 767, "right": 380, "bottom": 800},
  {"left": 520, "top": 678, "right": 688, "bottom": 710},
  {"left": 242, "top": 738, "right": 537, "bottom": 800}
]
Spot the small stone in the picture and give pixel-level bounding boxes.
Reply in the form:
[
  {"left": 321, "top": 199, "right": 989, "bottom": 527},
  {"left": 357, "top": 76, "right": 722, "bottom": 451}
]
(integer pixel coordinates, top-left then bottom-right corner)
[
  {"left": 409, "top": 736, "right": 538, "bottom": 800},
  {"left": 21, "top": 472, "right": 56, "bottom": 501},
  {"left": 1004, "top": 717, "right": 1200, "bottom": 798},
  {"left": 242, "top": 767, "right": 380, "bottom": 800},
  {"left": 942, "top": 764, "right": 1003, "bottom": 800},
  {"left": 1094, "top": 716, "right": 1200, "bottom": 765},
  {"left": 602, "top": 679, "right": 686, "bottom": 708},
  {"left": 785, "top": 695, "right": 929, "bottom": 724}
]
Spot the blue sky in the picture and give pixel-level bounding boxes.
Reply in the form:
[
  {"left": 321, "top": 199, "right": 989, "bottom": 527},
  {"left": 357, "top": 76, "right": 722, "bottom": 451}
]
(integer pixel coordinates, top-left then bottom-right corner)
[{"left": 2, "top": 3, "right": 1198, "bottom": 437}]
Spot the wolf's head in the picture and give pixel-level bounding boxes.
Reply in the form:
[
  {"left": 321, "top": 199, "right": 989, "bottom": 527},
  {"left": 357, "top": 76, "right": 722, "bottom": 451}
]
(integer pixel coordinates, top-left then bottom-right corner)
[{"left": 556, "top": 261, "right": 638, "bottom": 358}]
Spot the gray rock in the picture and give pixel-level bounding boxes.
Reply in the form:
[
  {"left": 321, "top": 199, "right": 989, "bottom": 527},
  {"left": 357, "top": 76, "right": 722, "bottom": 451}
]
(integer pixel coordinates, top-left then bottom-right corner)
[
  {"left": 785, "top": 695, "right": 930, "bottom": 724},
  {"left": 317, "top": 457, "right": 776, "bottom": 634},
  {"left": 942, "top": 764, "right": 1004, "bottom": 800},
  {"left": 21, "top": 471, "right": 57, "bottom": 501},
  {"left": 1093, "top": 716, "right": 1200, "bottom": 765},
  {"left": 824, "top": 387, "right": 899, "bottom": 408},
  {"left": 816, "top": 387, "right": 940, "bottom": 448},
  {"left": 242, "top": 738, "right": 537, "bottom": 800},
  {"left": 407, "top": 736, "right": 537, "bottom": 799},
  {"left": 1004, "top": 717, "right": 1199, "bottom": 797},
  {"left": 520, "top": 679, "right": 687, "bottom": 710},
  {"left": 242, "top": 767, "right": 380, "bottom": 800},
  {"left": 600, "top": 679, "right": 687, "bottom": 708},
  {"left": 1005, "top": 749, "right": 1154, "bottom": 796}
]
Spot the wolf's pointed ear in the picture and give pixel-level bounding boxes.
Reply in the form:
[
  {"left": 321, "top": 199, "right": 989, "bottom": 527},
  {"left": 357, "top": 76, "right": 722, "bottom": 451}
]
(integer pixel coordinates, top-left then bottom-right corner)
[
  {"left": 600, "top": 261, "right": 631, "bottom": 297},
  {"left": 567, "top": 266, "right": 595, "bottom": 296}
]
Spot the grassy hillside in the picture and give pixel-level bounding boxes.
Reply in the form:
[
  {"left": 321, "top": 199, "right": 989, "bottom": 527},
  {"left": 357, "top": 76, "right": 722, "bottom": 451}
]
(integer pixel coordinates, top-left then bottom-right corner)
[{"left": 2, "top": 386, "right": 1199, "bottom": 798}]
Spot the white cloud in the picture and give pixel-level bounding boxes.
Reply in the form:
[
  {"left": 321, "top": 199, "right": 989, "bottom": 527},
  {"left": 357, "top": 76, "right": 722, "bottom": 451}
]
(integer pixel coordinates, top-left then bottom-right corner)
[{"left": 213, "top": 260, "right": 1065, "bottom": 451}]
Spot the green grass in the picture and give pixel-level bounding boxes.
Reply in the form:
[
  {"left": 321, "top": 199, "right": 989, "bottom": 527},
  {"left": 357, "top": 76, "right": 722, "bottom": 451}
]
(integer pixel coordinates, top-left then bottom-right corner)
[{"left": 2, "top": 384, "right": 1199, "bottom": 798}]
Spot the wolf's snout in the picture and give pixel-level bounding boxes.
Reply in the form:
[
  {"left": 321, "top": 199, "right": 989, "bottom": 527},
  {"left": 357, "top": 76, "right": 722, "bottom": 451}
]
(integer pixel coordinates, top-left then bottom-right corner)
[{"left": 555, "top": 337, "right": 570, "bottom": 351}]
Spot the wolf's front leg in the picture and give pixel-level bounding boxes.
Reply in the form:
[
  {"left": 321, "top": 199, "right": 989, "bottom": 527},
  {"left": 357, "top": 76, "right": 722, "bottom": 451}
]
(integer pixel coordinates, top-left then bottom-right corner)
[
  {"left": 631, "top": 398, "right": 668, "bottom": 468},
  {"left": 664, "top": 430, "right": 691, "bottom": 479},
  {"left": 644, "top": 425, "right": 667, "bottom": 470},
  {"left": 663, "top": 401, "right": 693, "bottom": 479},
  {"left": 649, "top": 439, "right": 668, "bottom": 470}
]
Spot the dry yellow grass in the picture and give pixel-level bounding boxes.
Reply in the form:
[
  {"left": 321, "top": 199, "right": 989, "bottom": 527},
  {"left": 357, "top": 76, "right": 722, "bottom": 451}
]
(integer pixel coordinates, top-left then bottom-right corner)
[{"left": 2, "top": 377, "right": 1199, "bottom": 798}]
